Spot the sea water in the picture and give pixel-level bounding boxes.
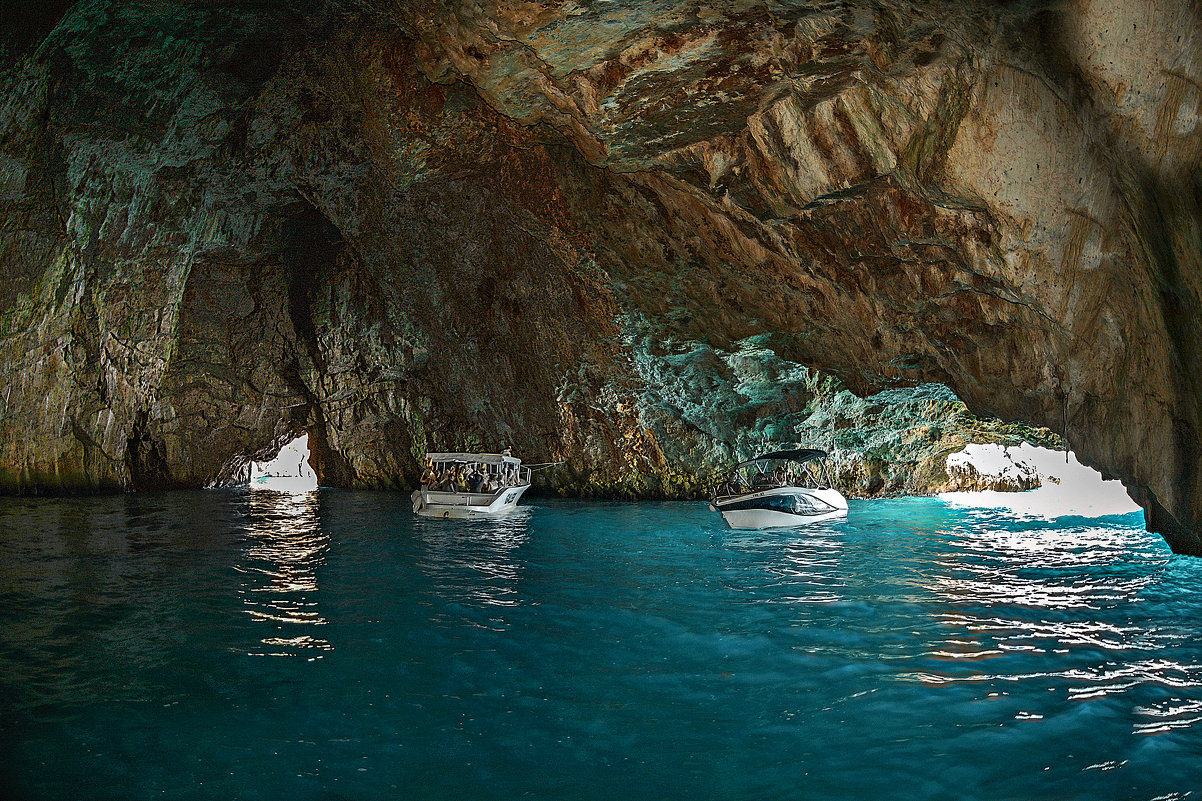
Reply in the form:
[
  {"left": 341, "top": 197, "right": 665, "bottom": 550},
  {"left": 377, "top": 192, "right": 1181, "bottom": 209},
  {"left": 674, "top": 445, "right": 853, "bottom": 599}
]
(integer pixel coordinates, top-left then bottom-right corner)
[{"left": 1, "top": 492, "right": 1200, "bottom": 800}]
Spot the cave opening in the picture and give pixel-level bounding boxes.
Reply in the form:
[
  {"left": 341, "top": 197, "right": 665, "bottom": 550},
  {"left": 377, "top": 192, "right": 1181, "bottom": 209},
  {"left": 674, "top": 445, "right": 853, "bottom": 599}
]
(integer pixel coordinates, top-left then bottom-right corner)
[
  {"left": 940, "top": 442, "right": 1140, "bottom": 518},
  {"left": 247, "top": 433, "right": 319, "bottom": 493}
]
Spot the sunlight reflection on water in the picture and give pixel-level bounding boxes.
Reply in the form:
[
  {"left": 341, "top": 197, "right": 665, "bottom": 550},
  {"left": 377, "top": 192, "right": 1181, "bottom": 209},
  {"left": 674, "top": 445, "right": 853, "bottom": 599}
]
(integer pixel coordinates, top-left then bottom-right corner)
[
  {"left": 235, "top": 489, "right": 331, "bottom": 658},
  {"left": 909, "top": 504, "right": 1202, "bottom": 740}
]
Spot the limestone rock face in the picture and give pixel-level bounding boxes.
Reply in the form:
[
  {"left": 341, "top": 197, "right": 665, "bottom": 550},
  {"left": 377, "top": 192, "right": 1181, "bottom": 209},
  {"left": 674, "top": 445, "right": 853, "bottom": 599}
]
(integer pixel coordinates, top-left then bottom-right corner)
[{"left": 0, "top": 0, "right": 1199, "bottom": 552}]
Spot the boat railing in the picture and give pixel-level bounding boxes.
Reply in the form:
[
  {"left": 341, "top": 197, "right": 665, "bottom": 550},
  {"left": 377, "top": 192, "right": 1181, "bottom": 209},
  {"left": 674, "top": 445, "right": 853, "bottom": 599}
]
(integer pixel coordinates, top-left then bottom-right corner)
[
  {"left": 712, "top": 459, "right": 837, "bottom": 501},
  {"left": 421, "top": 463, "right": 532, "bottom": 493}
]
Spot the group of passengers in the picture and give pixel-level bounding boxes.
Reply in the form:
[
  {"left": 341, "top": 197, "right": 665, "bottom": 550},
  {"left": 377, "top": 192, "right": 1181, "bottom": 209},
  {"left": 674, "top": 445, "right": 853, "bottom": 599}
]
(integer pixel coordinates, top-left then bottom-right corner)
[{"left": 420, "top": 461, "right": 516, "bottom": 494}]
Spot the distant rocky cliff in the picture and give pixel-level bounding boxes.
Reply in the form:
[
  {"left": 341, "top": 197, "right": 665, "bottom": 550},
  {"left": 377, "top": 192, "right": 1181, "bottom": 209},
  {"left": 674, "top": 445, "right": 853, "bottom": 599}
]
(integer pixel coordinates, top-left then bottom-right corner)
[{"left": 1, "top": 1, "right": 1199, "bottom": 553}]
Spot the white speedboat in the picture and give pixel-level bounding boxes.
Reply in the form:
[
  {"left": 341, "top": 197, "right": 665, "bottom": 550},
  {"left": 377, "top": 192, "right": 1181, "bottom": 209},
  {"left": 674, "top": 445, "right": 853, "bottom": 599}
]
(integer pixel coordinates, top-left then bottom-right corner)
[
  {"left": 711, "top": 449, "right": 848, "bottom": 528},
  {"left": 412, "top": 452, "right": 532, "bottom": 519}
]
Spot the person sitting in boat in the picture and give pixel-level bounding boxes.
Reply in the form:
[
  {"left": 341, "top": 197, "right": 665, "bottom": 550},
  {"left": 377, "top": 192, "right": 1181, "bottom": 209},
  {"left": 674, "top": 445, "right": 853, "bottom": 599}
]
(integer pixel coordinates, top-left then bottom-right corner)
[
  {"left": 420, "top": 463, "right": 437, "bottom": 488},
  {"left": 468, "top": 466, "right": 485, "bottom": 493},
  {"left": 772, "top": 467, "right": 786, "bottom": 486}
]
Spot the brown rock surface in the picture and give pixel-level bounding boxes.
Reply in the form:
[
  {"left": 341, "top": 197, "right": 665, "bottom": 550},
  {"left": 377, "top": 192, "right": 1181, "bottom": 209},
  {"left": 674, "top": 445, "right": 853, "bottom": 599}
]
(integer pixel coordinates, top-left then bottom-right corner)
[{"left": 0, "top": 0, "right": 1199, "bottom": 552}]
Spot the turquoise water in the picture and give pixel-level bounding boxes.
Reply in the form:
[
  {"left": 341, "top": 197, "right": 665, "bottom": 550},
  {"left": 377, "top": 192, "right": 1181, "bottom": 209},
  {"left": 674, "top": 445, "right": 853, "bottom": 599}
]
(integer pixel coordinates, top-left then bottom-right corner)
[{"left": 2, "top": 492, "right": 1201, "bottom": 800}]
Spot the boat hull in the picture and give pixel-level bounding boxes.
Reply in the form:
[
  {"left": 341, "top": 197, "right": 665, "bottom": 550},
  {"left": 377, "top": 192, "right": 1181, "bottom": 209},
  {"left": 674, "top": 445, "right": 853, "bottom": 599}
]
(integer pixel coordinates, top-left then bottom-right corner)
[
  {"left": 713, "top": 486, "right": 847, "bottom": 529},
  {"left": 411, "top": 484, "right": 531, "bottom": 519}
]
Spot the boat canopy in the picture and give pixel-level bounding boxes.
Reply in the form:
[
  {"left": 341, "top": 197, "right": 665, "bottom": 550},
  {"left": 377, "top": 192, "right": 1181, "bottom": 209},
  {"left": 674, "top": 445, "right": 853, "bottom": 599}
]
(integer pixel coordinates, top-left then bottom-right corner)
[
  {"left": 424, "top": 452, "right": 521, "bottom": 466},
  {"left": 733, "top": 448, "right": 827, "bottom": 470}
]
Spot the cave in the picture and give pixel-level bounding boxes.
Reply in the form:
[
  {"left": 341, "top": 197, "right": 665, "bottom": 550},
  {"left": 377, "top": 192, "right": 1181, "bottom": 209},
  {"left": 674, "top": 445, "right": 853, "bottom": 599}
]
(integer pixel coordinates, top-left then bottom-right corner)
[
  {"left": 5, "top": 4, "right": 1202, "bottom": 797},
  {"left": 0, "top": 0, "right": 1199, "bottom": 553}
]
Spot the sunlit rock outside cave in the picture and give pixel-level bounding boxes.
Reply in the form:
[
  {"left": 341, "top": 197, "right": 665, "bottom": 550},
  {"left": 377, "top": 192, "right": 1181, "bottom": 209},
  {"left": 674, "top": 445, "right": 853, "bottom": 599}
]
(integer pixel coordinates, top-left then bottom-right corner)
[
  {"left": 941, "top": 443, "right": 1142, "bottom": 519},
  {"left": 1, "top": 0, "right": 1201, "bottom": 799},
  {"left": 247, "top": 434, "right": 319, "bottom": 493}
]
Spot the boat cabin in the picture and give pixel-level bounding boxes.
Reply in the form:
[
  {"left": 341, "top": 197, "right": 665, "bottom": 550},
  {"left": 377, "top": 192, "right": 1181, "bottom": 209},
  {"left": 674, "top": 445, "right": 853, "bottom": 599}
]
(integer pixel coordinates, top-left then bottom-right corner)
[{"left": 421, "top": 452, "right": 531, "bottom": 494}]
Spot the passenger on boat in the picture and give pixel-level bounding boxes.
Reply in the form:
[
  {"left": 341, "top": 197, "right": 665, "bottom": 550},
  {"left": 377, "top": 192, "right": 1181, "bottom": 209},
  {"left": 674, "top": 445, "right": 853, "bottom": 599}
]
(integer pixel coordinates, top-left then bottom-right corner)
[{"left": 468, "top": 466, "right": 485, "bottom": 493}]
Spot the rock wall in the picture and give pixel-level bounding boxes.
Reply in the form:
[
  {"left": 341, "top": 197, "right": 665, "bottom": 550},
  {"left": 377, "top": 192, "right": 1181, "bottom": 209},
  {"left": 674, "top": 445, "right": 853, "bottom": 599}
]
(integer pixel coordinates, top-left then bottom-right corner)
[{"left": 0, "top": 0, "right": 1199, "bottom": 552}]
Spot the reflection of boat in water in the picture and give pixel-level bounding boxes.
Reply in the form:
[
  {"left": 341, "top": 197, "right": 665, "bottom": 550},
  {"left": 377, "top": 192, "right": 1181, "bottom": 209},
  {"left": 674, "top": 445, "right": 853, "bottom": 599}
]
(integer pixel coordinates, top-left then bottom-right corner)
[
  {"left": 412, "top": 452, "right": 532, "bottom": 519},
  {"left": 711, "top": 449, "right": 848, "bottom": 529}
]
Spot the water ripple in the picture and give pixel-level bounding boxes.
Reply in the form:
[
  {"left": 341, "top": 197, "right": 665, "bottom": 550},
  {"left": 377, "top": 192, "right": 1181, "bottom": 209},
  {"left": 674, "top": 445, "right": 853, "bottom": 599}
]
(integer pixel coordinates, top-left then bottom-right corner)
[
  {"left": 1134, "top": 697, "right": 1202, "bottom": 735},
  {"left": 4, "top": 495, "right": 1202, "bottom": 800},
  {"left": 236, "top": 490, "right": 330, "bottom": 657}
]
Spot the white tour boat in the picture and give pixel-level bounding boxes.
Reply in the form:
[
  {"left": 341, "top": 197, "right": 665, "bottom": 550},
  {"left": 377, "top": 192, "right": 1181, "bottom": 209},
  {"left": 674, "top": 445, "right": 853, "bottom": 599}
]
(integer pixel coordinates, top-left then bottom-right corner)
[
  {"left": 412, "top": 452, "right": 532, "bottom": 519},
  {"left": 711, "top": 449, "right": 848, "bottom": 528}
]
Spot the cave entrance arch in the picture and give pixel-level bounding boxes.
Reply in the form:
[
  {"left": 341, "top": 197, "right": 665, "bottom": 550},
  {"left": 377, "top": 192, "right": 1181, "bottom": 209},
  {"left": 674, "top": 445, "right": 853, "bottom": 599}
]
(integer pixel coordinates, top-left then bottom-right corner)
[
  {"left": 940, "top": 443, "right": 1140, "bottom": 518},
  {"left": 247, "top": 433, "right": 319, "bottom": 493}
]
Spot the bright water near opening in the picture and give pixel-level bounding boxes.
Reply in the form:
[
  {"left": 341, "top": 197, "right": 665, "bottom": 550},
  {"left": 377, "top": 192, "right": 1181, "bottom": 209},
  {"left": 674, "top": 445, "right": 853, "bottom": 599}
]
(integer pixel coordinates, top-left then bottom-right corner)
[{"left": 2, "top": 493, "right": 1201, "bottom": 800}]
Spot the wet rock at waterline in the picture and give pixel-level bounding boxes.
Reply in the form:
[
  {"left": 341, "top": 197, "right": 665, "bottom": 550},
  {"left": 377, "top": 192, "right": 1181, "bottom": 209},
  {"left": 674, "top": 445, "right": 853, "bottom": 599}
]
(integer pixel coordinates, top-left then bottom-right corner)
[{"left": 0, "top": 0, "right": 1199, "bottom": 552}]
